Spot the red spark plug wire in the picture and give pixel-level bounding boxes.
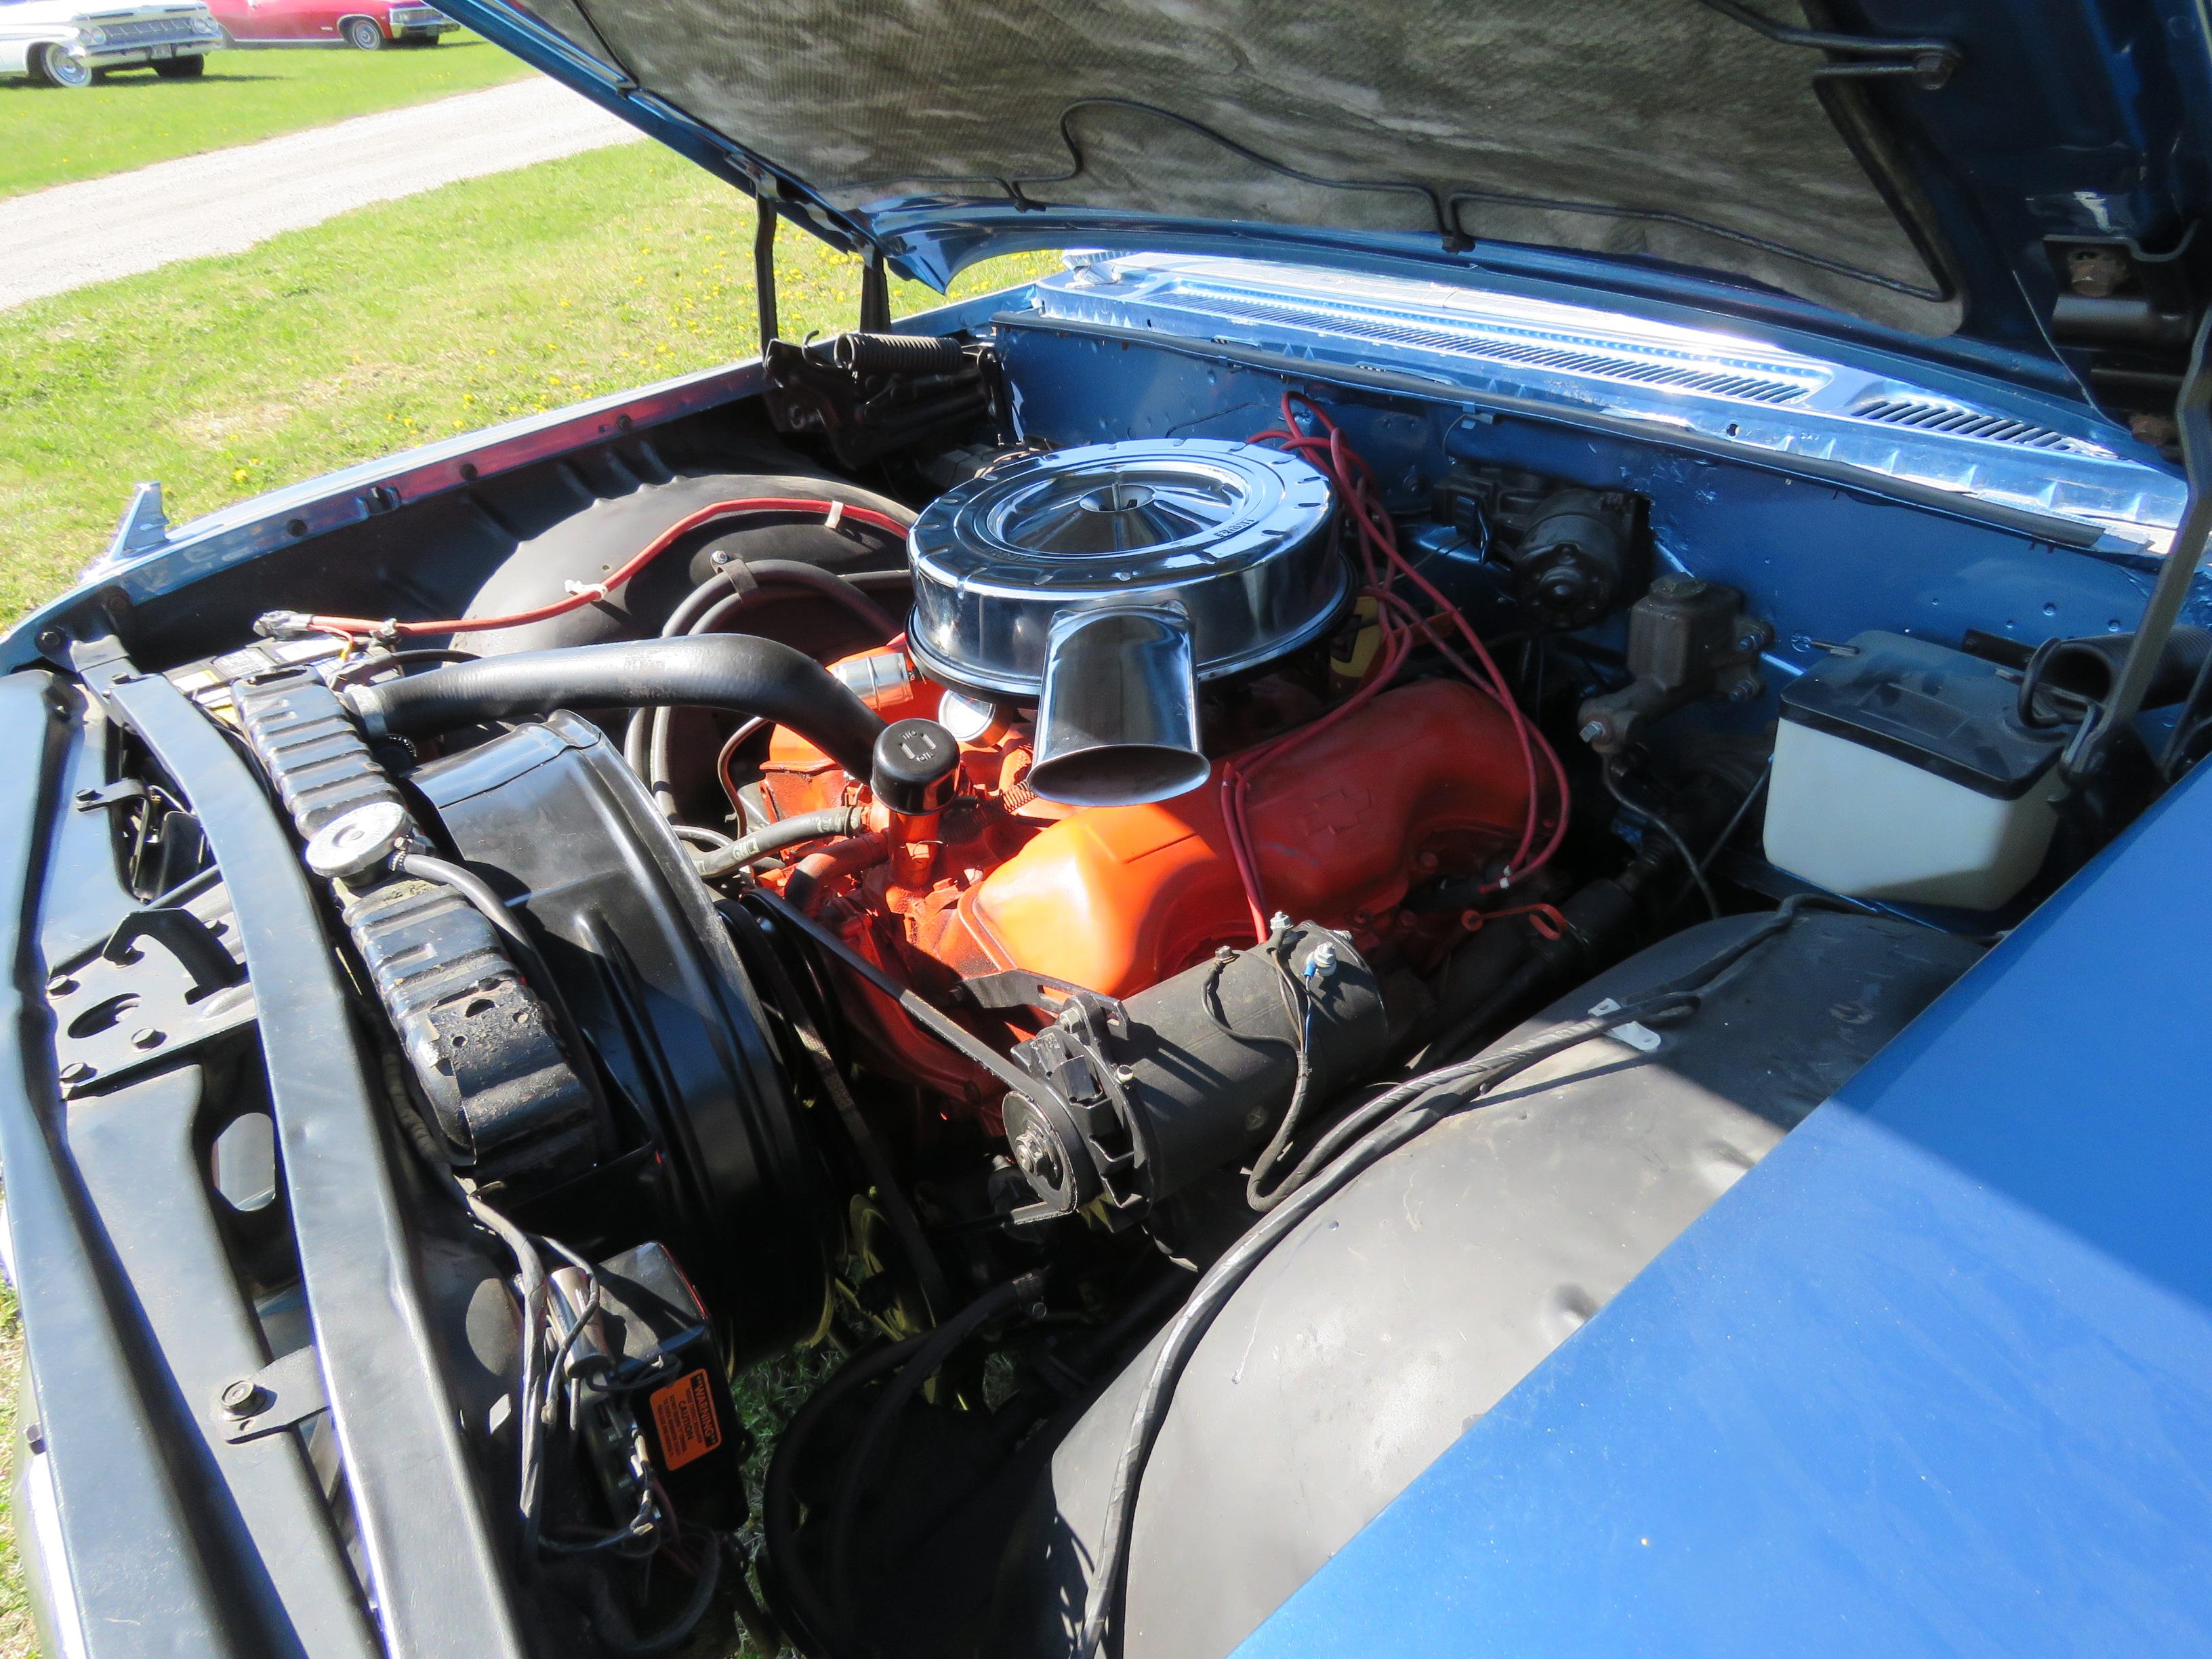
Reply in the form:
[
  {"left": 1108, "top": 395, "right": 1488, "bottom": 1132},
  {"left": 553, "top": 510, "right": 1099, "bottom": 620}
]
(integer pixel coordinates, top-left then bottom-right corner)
[{"left": 1227, "top": 394, "right": 1572, "bottom": 939}]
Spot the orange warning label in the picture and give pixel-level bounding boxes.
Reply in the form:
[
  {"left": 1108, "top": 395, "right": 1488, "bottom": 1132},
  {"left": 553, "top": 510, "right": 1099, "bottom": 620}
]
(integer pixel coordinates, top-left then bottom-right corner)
[{"left": 648, "top": 1369, "right": 723, "bottom": 1471}]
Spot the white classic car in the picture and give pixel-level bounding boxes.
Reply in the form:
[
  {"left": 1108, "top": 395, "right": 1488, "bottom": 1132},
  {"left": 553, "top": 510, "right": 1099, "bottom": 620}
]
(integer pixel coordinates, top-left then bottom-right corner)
[{"left": 0, "top": 0, "right": 226, "bottom": 85}]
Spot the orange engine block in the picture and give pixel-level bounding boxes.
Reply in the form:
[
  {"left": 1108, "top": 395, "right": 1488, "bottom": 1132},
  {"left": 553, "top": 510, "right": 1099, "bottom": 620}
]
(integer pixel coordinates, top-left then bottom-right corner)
[{"left": 752, "top": 657, "right": 1546, "bottom": 1103}]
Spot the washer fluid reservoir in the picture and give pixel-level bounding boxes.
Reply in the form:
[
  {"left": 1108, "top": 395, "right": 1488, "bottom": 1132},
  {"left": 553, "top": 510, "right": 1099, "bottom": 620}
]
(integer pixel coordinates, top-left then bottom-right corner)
[{"left": 1764, "top": 631, "right": 2068, "bottom": 910}]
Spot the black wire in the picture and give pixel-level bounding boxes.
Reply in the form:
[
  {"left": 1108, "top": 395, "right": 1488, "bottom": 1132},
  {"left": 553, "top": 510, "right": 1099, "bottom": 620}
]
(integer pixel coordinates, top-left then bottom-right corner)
[
  {"left": 391, "top": 853, "right": 607, "bottom": 1122},
  {"left": 1604, "top": 764, "right": 1721, "bottom": 922},
  {"left": 326, "top": 647, "right": 480, "bottom": 689},
  {"left": 1696, "top": 762, "right": 1772, "bottom": 880},
  {"left": 372, "top": 1046, "right": 554, "bottom": 1553},
  {"left": 1240, "top": 932, "right": 1325, "bottom": 1212},
  {"left": 577, "top": 1527, "right": 722, "bottom": 1656}
]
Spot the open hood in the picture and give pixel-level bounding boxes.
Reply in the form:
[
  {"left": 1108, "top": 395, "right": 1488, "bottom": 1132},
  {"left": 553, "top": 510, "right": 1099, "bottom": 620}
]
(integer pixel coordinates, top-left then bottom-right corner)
[{"left": 441, "top": 0, "right": 2212, "bottom": 417}]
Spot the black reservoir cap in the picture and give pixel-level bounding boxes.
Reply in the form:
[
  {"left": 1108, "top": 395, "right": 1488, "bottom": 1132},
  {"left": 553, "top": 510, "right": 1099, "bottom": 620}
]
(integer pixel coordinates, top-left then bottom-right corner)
[
  {"left": 1780, "top": 631, "right": 2066, "bottom": 800},
  {"left": 872, "top": 717, "right": 960, "bottom": 815}
]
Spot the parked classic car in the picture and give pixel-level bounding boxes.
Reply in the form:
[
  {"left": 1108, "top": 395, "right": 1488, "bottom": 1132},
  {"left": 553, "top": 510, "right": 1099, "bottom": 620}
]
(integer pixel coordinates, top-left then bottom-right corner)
[
  {"left": 8, "top": 4, "right": 2212, "bottom": 1659},
  {"left": 0, "top": 0, "right": 224, "bottom": 84},
  {"left": 205, "top": 0, "right": 449, "bottom": 49}
]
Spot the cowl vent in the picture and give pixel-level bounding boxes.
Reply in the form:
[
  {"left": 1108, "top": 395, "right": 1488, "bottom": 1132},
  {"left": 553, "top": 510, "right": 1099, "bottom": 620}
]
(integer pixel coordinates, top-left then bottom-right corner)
[{"left": 1850, "top": 397, "right": 2107, "bottom": 454}]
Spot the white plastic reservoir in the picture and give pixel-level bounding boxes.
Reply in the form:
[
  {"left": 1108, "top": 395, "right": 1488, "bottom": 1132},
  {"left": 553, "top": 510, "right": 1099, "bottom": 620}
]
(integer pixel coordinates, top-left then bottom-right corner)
[{"left": 1763, "top": 632, "right": 2068, "bottom": 911}]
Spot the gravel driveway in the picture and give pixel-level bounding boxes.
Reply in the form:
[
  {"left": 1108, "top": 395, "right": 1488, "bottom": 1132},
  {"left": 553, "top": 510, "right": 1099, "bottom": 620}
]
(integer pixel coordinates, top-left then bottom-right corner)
[{"left": 0, "top": 77, "right": 640, "bottom": 311}]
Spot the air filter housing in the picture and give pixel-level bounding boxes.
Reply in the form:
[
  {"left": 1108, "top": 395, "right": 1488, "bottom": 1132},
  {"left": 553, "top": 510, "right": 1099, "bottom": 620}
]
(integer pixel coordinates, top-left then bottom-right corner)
[{"left": 905, "top": 439, "right": 1344, "bottom": 806}]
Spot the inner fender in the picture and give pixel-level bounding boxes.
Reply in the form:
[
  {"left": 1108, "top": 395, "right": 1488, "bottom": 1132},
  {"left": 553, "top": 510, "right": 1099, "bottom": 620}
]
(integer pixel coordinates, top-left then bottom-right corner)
[
  {"left": 458, "top": 469, "right": 914, "bottom": 655},
  {"left": 989, "top": 909, "right": 1984, "bottom": 1659}
]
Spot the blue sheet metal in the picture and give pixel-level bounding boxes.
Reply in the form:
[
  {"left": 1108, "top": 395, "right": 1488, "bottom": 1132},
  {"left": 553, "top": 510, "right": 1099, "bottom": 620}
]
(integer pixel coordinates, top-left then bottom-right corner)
[{"left": 1237, "top": 760, "right": 2212, "bottom": 1656}]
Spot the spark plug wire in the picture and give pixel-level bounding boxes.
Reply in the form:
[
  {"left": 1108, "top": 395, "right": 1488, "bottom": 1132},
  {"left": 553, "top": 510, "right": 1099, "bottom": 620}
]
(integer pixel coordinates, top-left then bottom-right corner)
[{"left": 1229, "top": 394, "right": 1572, "bottom": 939}]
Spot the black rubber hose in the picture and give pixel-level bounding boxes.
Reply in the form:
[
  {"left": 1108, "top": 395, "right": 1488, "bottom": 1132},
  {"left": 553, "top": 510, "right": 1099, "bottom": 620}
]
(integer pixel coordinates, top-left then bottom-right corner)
[
  {"left": 825, "top": 1273, "right": 1048, "bottom": 1624},
  {"left": 2023, "top": 623, "right": 2212, "bottom": 728},
  {"left": 644, "top": 563, "right": 900, "bottom": 813},
  {"left": 763, "top": 1335, "right": 930, "bottom": 1659},
  {"left": 693, "top": 805, "right": 868, "bottom": 881},
  {"left": 661, "top": 560, "right": 901, "bottom": 646},
  {"left": 348, "top": 634, "right": 886, "bottom": 780},
  {"left": 783, "top": 833, "right": 888, "bottom": 913}
]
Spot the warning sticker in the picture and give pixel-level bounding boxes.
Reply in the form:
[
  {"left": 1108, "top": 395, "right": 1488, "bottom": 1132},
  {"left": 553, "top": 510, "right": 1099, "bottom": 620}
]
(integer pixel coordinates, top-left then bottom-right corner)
[{"left": 648, "top": 1369, "right": 723, "bottom": 1471}]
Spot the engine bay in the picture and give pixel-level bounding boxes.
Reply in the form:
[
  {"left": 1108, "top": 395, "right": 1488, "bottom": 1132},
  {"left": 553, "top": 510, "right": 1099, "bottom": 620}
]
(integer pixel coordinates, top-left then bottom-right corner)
[{"left": 39, "top": 276, "right": 2212, "bottom": 1659}]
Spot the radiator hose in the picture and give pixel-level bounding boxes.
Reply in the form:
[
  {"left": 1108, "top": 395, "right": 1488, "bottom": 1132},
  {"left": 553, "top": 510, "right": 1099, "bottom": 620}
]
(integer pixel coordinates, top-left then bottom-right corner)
[{"left": 346, "top": 634, "right": 886, "bottom": 779}]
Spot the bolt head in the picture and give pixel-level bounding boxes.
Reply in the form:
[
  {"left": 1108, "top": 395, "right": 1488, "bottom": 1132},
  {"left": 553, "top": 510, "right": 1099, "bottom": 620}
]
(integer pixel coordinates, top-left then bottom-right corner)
[
  {"left": 1578, "top": 719, "right": 1609, "bottom": 745},
  {"left": 1010, "top": 1126, "right": 1063, "bottom": 1188},
  {"left": 220, "top": 1378, "right": 268, "bottom": 1418}
]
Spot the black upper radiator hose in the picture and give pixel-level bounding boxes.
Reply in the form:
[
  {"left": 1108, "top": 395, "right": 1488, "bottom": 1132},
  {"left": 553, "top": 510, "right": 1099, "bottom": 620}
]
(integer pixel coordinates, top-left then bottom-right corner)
[{"left": 346, "top": 634, "right": 886, "bottom": 779}]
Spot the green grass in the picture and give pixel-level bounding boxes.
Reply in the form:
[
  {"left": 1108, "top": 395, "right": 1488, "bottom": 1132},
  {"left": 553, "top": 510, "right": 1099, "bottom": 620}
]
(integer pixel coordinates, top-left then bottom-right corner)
[
  {"left": 0, "top": 1279, "right": 26, "bottom": 1659},
  {"left": 0, "top": 140, "right": 1057, "bottom": 621},
  {"left": 0, "top": 34, "right": 534, "bottom": 199}
]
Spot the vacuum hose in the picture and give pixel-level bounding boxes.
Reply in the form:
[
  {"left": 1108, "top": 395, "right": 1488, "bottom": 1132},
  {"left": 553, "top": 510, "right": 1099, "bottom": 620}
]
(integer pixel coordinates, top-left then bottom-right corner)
[{"left": 346, "top": 634, "right": 886, "bottom": 779}]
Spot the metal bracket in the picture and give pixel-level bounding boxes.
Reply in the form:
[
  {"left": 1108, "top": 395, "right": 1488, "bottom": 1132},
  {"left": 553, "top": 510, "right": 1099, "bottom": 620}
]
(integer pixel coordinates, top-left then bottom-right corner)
[
  {"left": 952, "top": 968, "right": 1128, "bottom": 1037},
  {"left": 72, "top": 779, "right": 147, "bottom": 815},
  {"left": 213, "top": 1346, "right": 329, "bottom": 1443},
  {"left": 1693, "top": 0, "right": 1961, "bottom": 87}
]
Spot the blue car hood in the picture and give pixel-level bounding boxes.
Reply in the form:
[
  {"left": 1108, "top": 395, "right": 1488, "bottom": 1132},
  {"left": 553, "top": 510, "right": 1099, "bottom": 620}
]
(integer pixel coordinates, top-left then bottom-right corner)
[{"left": 431, "top": 0, "right": 2212, "bottom": 409}]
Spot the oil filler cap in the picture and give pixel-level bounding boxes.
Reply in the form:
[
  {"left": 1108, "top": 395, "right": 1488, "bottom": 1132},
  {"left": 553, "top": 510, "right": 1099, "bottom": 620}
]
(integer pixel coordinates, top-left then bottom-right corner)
[{"left": 872, "top": 718, "right": 959, "bottom": 816}]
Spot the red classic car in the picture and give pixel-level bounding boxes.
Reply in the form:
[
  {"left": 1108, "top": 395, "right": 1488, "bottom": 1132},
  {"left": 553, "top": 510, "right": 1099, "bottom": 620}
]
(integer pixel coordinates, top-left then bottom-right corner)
[{"left": 207, "top": 0, "right": 449, "bottom": 47}]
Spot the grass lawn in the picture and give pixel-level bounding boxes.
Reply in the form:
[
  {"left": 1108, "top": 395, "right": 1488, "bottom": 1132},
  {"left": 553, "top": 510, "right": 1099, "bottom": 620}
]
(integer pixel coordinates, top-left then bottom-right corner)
[
  {"left": 0, "top": 141, "right": 1055, "bottom": 1656},
  {"left": 0, "top": 140, "right": 1057, "bottom": 621},
  {"left": 0, "top": 1283, "right": 26, "bottom": 1659},
  {"left": 0, "top": 33, "right": 534, "bottom": 199}
]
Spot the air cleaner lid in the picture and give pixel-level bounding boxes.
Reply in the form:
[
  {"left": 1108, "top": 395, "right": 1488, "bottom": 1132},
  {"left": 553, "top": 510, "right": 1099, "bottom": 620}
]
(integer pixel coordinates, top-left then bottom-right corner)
[{"left": 906, "top": 438, "right": 1345, "bottom": 698}]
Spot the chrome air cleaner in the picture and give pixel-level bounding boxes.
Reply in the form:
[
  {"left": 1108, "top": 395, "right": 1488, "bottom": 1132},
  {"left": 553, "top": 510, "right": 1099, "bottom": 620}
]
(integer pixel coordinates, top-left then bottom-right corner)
[
  {"left": 905, "top": 438, "right": 1345, "bottom": 697},
  {"left": 904, "top": 439, "right": 1343, "bottom": 805}
]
